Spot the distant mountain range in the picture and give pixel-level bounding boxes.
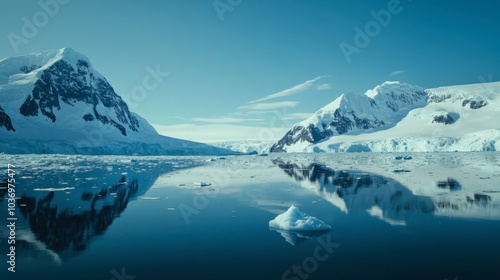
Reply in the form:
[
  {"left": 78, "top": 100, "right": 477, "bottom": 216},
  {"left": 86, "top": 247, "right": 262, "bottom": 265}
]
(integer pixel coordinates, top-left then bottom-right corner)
[
  {"left": 271, "top": 81, "right": 500, "bottom": 152},
  {"left": 0, "top": 48, "right": 233, "bottom": 155},
  {"left": 2, "top": 48, "right": 498, "bottom": 154}
]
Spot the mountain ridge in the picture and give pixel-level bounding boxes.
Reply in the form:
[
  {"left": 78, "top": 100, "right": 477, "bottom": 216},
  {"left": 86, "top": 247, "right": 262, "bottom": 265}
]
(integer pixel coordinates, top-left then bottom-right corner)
[
  {"left": 0, "top": 48, "right": 234, "bottom": 155},
  {"left": 271, "top": 80, "right": 500, "bottom": 153}
]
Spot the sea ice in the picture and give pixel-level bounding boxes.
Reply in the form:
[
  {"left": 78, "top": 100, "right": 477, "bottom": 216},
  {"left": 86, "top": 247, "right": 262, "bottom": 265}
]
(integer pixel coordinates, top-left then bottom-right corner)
[{"left": 269, "top": 205, "right": 331, "bottom": 231}]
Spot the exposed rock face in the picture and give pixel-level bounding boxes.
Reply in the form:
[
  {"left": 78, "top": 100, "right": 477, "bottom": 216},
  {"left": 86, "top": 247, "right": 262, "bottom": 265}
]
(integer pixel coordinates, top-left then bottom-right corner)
[
  {"left": 18, "top": 58, "right": 138, "bottom": 136},
  {"left": 462, "top": 96, "right": 488, "bottom": 109},
  {"left": 0, "top": 106, "right": 15, "bottom": 132},
  {"left": 432, "top": 112, "right": 459, "bottom": 125},
  {"left": 271, "top": 82, "right": 428, "bottom": 152}
]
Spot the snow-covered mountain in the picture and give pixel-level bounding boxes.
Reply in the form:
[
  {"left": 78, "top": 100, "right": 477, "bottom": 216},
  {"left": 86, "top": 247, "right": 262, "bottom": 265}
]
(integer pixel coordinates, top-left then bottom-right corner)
[
  {"left": 271, "top": 81, "right": 500, "bottom": 152},
  {"left": 0, "top": 48, "right": 233, "bottom": 155}
]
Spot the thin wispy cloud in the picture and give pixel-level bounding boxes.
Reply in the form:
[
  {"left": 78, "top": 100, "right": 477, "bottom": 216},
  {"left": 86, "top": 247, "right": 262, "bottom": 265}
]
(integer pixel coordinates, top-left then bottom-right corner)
[
  {"left": 152, "top": 123, "right": 289, "bottom": 142},
  {"left": 248, "top": 76, "right": 322, "bottom": 103},
  {"left": 281, "top": 112, "right": 313, "bottom": 120},
  {"left": 192, "top": 117, "right": 264, "bottom": 123},
  {"left": 242, "top": 111, "right": 269, "bottom": 116},
  {"left": 390, "top": 70, "right": 406, "bottom": 76},
  {"left": 316, "top": 83, "right": 332, "bottom": 91},
  {"left": 238, "top": 101, "right": 299, "bottom": 111},
  {"left": 165, "top": 116, "right": 187, "bottom": 121}
]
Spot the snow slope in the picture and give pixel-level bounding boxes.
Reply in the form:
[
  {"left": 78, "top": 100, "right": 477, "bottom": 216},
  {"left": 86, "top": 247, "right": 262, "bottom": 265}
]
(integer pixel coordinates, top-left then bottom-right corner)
[
  {"left": 271, "top": 81, "right": 500, "bottom": 152},
  {"left": 0, "top": 48, "right": 234, "bottom": 155}
]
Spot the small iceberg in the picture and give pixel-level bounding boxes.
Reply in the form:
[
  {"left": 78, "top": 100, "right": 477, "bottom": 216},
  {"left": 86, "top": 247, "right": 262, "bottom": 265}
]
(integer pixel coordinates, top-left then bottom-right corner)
[
  {"left": 139, "top": 196, "right": 161, "bottom": 200},
  {"left": 193, "top": 182, "right": 211, "bottom": 187},
  {"left": 395, "top": 155, "right": 413, "bottom": 160},
  {"left": 269, "top": 205, "right": 331, "bottom": 231},
  {"left": 393, "top": 169, "right": 411, "bottom": 173}
]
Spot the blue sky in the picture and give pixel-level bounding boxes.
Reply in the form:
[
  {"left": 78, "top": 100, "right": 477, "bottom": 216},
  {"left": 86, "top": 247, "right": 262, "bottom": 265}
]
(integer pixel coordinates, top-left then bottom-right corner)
[{"left": 1, "top": 0, "right": 499, "bottom": 142}]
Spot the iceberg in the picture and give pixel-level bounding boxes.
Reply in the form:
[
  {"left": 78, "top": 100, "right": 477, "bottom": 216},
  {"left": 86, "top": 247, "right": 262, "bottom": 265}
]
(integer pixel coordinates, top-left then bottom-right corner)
[
  {"left": 269, "top": 205, "right": 331, "bottom": 231},
  {"left": 193, "top": 182, "right": 211, "bottom": 187}
]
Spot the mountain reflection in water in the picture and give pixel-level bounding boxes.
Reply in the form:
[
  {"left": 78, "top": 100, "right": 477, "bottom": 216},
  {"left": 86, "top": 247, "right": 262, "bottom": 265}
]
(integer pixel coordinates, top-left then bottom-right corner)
[
  {"left": 18, "top": 176, "right": 137, "bottom": 253},
  {"left": 0, "top": 156, "right": 200, "bottom": 265},
  {"left": 272, "top": 159, "right": 499, "bottom": 223}
]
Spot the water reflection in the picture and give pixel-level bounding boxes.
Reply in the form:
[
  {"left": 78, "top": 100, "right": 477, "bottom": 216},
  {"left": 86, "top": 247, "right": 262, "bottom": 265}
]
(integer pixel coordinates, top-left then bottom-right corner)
[
  {"left": 273, "top": 159, "right": 499, "bottom": 222},
  {"left": 18, "top": 176, "right": 137, "bottom": 253},
  {"left": 0, "top": 156, "right": 199, "bottom": 264},
  {"left": 436, "top": 178, "right": 461, "bottom": 191},
  {"left": 271, "top": 229, "right": 330, "bottom": 246}
]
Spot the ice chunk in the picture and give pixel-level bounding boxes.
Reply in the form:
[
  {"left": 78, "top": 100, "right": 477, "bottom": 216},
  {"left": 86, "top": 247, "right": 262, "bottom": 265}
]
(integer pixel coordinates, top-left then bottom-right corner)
[
  {"left": 193, "top": 182, "right": 211, "bottom": 187},
  {"left": 269, "top": 205, "right": 331, "bottom": 231},
  {"left": 139, "top": 196, "right": 161, "bottom": 200},
  {"left": 33, "top": 187, "right": 75, "bottom": 191}
]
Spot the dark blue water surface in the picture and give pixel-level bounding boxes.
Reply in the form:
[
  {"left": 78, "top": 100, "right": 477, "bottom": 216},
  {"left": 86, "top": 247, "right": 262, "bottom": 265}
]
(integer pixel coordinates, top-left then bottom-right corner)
[{"left": 0, "top": 154, "right": 499, "bottom": 280}]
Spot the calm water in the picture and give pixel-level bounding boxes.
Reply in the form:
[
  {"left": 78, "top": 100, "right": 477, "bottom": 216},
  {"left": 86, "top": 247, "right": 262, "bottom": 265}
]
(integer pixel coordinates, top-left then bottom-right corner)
[{"left": 0, "top": 154, "right": 499, "bottom": 280}]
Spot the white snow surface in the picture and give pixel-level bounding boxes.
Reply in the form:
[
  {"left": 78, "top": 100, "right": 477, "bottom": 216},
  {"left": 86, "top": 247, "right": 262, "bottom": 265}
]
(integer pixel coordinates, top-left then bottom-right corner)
[
  {"left": 269, "top": 205, "right": 331, "bottom": 231},
  {"left": 280, "top": 81, "right": 500, "bottom": 152}
]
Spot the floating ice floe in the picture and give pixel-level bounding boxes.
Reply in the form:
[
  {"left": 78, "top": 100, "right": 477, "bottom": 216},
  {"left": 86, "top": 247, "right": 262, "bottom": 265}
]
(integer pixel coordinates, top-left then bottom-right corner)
[
  {"left": 139, "top": 196, "right": 161, "bottom": 200},
  {"left": 395, "top": 155, "right": 413, "bottom": 160},
  {"left": 269, "top": 205, "right": 331, "bottom": 231},
  {"left": 206, "top": 157, "right": 227, "bottom": 162},
  {"left": 193, "top": 182, "right": 211, "bottom": 187},
  {"left": 393, "top": 169, "right": 411, "bottom": 173},
  {"left": 33, "top": 187, "right": 75, "bottom": 192}
]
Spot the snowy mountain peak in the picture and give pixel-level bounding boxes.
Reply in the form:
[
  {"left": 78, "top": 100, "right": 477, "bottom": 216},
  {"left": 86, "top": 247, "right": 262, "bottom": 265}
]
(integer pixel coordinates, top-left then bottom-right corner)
[
  {"left": 46, "top": 48, "right": 97, "bottom": 74},
  {"left": 0, "top": 48, "right": 234, "bottom": 155},
  {"left": 271, "top": 81, "right": 428, "bottom": 152},
  {"left": 365, "top": 81, "right": 424, "bottom": 99},
  {"left": 271, "top": 80, "right": 500, "bottom": 153},
  {"left": 0, "top": 47, "right": 100, "bottom": 84}
]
